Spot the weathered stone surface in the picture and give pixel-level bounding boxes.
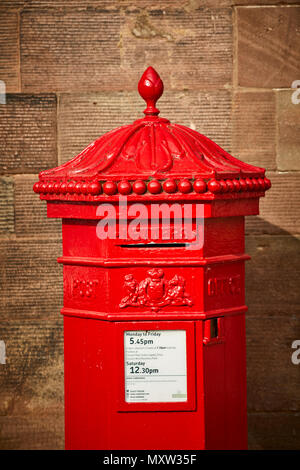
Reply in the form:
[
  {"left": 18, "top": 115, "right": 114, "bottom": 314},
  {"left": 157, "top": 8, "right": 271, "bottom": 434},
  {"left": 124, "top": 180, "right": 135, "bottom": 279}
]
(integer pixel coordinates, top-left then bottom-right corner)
[
  {"left": 20, "top": 9, "right": 122, "bottom": 92},
  {"left": 232, "top": 91, "right": 276, "bottom": 170},
  {"left": 0, "top": 239, "right": 62, "bottom": 320},
  {"left": 245, "top": 235, "right": 300, "bottom": 317},
  {"left": 14, "top": 175, "right": 61, "bottom": 238},
  {"left": 245, "top": 173, "right": 300, "bottom": 235},
  {"left": 0, "top": 0, "right": 233, "bottom": 10},
  {"left": 0, "top": 321, "right": 63, "bottom": 410},
  {"left": 237, "top": 6, "right": 300, "bottom": 88},
  {"left": 276, "top": 89, "right": 300, "bottom": 171},
  {"left": 121, "top": 7, "right": 233, "bottom": 90},
  {"left": 246, "top": 316, "right": 300, "bottom": 412},
  {"left": 2, "top": 0, "right": 192, "bottom": 8},
  {"left": 0, "top": 12, "right": 19, "bottom": 93},
  {"left": 0, "top": 1, "right": 25, "bottom": 9},
  {"left": 0, "top": 412, "right": 64, "bottom": 450},
  {"left": 248, "top": 412, "right": 300, "bottom": 450},
  {"left": 0, "top": 320, "right": 64, "bottom": 450},
  {"left": 58, "top": 90, "right": 232, "bottom": 164},
  {"left": 234, "top": 0, "right": 299, "bottom": 4},
  {"left": 20, "top": 7, "right": 233, "bottom": 93},
  {"left": 0, "top": 177, "right": 14, "bottom": 234},
  {"left": 0, "top": 94, "right": 57, "bottom": 174}
]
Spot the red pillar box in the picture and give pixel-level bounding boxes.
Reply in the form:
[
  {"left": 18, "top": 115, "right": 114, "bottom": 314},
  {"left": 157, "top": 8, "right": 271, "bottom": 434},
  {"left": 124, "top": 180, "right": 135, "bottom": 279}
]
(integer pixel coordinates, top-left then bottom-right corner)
[{"left": 33, "top": 67, "right": 271, "bottom": 450}]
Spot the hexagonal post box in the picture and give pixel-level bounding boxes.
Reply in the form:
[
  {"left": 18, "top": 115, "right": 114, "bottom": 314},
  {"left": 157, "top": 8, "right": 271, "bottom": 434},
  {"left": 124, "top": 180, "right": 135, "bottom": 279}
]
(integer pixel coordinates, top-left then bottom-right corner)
[{"left": 33, "top": 67, "right": 271, "bottom": 450}]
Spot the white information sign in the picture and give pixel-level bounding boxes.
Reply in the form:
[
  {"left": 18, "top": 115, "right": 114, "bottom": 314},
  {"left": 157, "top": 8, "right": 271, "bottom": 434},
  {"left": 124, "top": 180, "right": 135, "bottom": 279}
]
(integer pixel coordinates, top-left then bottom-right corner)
[{"left": 124, "top": 330, "right": 187, "bottom": 403}]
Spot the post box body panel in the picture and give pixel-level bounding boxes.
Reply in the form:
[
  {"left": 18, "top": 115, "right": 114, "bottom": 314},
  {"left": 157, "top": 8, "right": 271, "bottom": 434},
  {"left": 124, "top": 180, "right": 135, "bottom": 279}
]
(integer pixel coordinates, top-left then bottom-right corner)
[
  {"left": 60, "top": 206, "right": 249, "bottom": 449},
  {"left": 60, "top": 212, "right": 246, "bottom": 258},
  {"left": 60, "top": 211, "right": 247, "bottom": 321},
  {"left": 64, "top": 315, "right": 247, "bottom": 450}
]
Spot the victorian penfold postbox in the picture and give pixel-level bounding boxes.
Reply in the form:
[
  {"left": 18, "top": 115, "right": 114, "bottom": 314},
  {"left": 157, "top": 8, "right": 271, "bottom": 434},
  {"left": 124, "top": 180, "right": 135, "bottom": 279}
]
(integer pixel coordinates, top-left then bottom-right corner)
[{"left": 33, "top": 67, "right": 271, "bottom": 450}]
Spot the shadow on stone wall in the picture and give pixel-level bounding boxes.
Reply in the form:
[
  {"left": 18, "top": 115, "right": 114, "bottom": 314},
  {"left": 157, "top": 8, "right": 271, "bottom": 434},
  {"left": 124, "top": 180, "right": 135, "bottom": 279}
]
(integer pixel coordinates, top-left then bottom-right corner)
[{"left": 245, "top": 216, "right": 300, "bottom": 450}]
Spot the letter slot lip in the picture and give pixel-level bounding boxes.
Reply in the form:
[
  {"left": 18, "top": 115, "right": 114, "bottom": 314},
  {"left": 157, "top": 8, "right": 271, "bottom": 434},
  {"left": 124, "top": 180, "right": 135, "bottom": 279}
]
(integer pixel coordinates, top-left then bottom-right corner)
[{"left": 118, "top": 242, "right": 189, "bottom": 248}]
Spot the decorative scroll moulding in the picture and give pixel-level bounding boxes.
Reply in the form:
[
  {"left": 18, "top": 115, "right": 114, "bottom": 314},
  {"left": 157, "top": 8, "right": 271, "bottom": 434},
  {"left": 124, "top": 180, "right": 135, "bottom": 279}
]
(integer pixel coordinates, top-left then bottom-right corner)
[{"left": 33, "top": 66, "right": 271, "bottom": 201}]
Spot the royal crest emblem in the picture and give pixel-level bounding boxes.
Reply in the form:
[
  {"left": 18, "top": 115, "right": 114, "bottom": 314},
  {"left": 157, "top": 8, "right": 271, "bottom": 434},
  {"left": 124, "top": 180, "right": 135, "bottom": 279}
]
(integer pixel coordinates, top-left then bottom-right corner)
[{"left": 119, "top": 268, "right": 193, "bottom": 311}]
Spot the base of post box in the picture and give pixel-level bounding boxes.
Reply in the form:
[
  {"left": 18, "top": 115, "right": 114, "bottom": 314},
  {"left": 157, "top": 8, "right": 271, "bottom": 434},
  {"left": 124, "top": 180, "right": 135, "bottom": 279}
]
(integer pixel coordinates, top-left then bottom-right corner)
[{"left": 63, "top": 314, "right": 248, "bottom": 450}]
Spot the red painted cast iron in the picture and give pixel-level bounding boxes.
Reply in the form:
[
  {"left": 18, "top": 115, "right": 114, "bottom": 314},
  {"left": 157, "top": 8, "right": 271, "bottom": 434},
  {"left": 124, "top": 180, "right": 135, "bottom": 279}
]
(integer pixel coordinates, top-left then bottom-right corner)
[{"left": 33, "top": 67, "right": 271, "bottom": 450}]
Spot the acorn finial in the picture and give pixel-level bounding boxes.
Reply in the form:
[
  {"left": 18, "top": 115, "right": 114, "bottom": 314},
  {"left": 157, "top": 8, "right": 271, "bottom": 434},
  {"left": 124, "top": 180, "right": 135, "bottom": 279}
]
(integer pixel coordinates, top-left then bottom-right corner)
[{"left": 138, "top": 67, "right": 164, "bottom": 116}]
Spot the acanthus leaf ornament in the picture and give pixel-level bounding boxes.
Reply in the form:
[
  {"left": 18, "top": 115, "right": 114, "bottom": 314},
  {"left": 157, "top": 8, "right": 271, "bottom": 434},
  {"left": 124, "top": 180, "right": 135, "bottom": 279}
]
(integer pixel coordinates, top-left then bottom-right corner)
[{"left": 119, "top": 268, "right": 193, "bottom": 312}]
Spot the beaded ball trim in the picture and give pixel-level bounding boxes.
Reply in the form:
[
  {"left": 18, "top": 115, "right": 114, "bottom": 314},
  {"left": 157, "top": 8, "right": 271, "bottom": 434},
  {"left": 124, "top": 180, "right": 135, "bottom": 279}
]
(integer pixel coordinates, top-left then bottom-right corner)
[{"left": 33, "top": 176, "right": 271, "bottom": 198}]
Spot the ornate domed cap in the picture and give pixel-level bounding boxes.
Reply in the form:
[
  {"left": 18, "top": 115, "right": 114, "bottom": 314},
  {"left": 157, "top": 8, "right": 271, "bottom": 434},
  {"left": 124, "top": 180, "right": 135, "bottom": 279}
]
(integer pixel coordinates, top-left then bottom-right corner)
[{"left": 34, "top": 67, "right": 271, "bottom": 200}]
